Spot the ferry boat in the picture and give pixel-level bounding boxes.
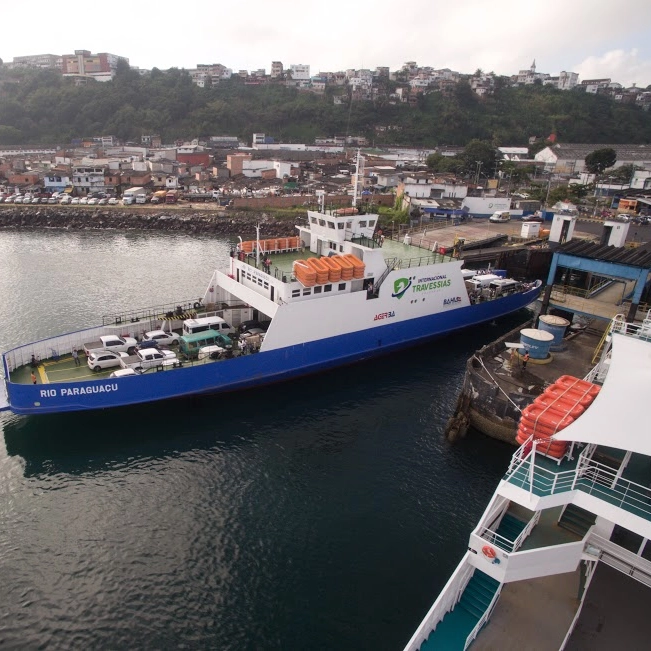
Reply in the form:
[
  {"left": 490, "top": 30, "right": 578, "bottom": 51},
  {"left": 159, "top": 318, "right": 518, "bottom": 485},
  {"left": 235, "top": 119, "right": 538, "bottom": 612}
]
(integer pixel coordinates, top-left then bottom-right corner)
[
  {"left": 403, "top": 312, "right": 651, "bottom": 650},
  {"left": 0, "top": 196, "right": 541, "bottom": 416}
]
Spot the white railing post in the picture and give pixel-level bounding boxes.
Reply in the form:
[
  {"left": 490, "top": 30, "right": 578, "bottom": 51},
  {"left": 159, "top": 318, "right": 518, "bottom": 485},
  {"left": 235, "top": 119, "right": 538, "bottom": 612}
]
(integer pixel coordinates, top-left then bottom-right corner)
[{"left": 529, "top": 440, "right": 537, "bottom": 498}]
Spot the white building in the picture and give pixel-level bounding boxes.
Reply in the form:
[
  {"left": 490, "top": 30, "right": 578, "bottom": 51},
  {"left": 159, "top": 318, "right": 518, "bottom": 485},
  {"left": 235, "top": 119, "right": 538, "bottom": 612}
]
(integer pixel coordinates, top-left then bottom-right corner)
[{"left": 290, "top": 64, "right": 310, "bottom": 80}]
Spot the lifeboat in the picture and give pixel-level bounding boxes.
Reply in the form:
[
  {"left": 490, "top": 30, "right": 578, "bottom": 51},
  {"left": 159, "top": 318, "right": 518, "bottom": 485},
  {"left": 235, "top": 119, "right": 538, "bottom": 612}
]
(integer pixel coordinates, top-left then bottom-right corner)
[
  {"left": 555, "top": 375, "right": 601, "bottom": 398},
  {"left": 293, "top": 260, "right": 316, "bottom": 287},
  {"left": 333, "top": 207, "right": 358, "bottom": 216},
  {"left": 331, "top": 255, "right": 355, "bottom": 281},
  {"left": 240, "top": 240, "right": 254, "bottom": 253},
  {"left": 321, "top": 256, "right": 342, "bottom": 282},
  {"left": 535, "top": 394, "right": 585, "bottom": 419},
  {"left": 521, "top": 403, "right": 575, "bottom": 434},
  {"left": 542, "top": 385, "right": 596, "bottom": 408},
  {"left": 305, "top": 258, "right": 330, "bottom": 284},
  {"left": 343, "top": 254, "right": 365, "bottom": 279}
]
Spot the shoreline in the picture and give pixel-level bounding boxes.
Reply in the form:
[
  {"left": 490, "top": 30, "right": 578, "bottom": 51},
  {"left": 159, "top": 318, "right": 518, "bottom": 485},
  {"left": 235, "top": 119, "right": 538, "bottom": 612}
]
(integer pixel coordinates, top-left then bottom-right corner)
[{"left": 0, "top": 206, "right": 301, "bottom": 237}]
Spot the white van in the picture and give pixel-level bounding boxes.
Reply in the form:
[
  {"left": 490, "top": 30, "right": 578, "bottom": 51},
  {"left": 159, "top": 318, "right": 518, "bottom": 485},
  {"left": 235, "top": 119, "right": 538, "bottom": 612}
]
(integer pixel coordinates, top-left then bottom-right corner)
[
  {"left": 182, "top": 316, "right": 234, "bottom": 336},
  {"left": 489, "top": 211, "right": 511, "bottom": 223}
]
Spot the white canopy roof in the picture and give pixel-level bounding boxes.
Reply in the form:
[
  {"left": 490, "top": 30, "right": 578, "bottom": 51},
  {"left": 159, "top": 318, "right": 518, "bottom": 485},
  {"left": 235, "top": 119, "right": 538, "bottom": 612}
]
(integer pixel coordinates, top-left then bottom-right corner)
[{"left": 553, "top": 333, "right": 651, "bottom": 456}]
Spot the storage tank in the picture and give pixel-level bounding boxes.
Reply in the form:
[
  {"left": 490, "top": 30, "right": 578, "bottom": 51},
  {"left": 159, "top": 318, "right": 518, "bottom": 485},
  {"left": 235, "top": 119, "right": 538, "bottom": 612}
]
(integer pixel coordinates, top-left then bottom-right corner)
[
  {"left": 519, "top": 328, "right": 554, "bottom": 359},
  {"left": 538, "top": 315, "right": 570, "bottom": 351}
]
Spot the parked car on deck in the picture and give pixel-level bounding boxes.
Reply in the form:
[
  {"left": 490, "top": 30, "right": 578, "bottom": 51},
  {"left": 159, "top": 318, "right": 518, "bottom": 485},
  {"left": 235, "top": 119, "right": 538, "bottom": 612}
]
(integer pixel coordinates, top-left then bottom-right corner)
[
  {"left": 108, "top": 198, "right": 119, "bottom": 205},
  {"left": 141, "top": 330, "right": 181, "bottom": 347},
  {"left": 87, "top": 350, "right": 129, "bottom": 371},
  {"left": 71, "top": 197, "right": 80, "bottom": 204}
]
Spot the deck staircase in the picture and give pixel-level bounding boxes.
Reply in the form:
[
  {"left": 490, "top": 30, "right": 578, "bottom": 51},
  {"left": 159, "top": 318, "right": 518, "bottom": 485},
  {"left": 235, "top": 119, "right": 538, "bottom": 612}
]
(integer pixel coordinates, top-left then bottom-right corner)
[
  {"left": 558, "top": 504, "right": 596, "bottom": 537},
  {"left": 421, "top": 571, "right": 500, "bottom": 650},
  {"left": 494, "top": 513, "right": 527, "bottom": 552}
]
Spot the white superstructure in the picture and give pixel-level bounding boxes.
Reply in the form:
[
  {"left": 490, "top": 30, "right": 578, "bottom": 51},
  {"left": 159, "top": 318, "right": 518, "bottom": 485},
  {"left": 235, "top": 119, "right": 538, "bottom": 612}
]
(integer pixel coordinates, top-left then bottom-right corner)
[{"left": 405, "top": 312, "right": 651, "bottom": 650}]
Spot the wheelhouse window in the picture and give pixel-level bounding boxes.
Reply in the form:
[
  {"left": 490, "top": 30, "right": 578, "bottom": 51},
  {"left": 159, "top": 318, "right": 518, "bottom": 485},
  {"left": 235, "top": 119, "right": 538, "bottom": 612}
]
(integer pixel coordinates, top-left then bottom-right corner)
[
  {"left": 338, "top": 283, "right": 346, "bottom": 291},
  {"left": 324, "top": 284, "right": 332, "bottom": 292}
]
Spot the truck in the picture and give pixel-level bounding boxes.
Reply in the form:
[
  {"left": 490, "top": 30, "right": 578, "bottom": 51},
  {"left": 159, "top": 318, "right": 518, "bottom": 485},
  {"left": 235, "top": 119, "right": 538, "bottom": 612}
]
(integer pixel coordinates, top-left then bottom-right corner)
[
  {"left": 165, "top": 189, "right": 181, "bottom": 204},
  {"left": 150, "top": 190, "right": 168, "bottom": 204},
  {"left": 82, "top": 334, "right": 138, "bottom": 356},
  {"left": 135, "top": 193, "right": 149, "bottom": 204},
  {"left": 122, "top": 187, "right": 148, "bottom": 205},
  {"left": 183, "top": 191, "right": 218, "bottom": 203},
  {"left": 119, "top": 347, "right": 178, "bottom": 371}
]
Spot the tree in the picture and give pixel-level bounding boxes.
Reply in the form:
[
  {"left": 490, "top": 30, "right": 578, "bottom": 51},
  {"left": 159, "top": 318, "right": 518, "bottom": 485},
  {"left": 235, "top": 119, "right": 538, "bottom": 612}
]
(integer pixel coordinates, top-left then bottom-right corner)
[
  {"left": 584, "top": 147, "right": 617, "bottom": 174},
  {"left": 459, "top": 139, "right": 500, "bottom": 179},
  {"left": 607, "top": 163, "right": 640, "bottom": 184},
  {"left": 567, "top": 183, "right": 592, "bottom": 200}
]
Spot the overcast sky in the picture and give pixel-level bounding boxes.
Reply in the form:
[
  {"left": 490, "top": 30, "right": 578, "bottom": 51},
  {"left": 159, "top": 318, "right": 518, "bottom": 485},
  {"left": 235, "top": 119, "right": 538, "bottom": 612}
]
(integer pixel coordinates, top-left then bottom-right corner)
[{"left": 3, "top": 0, "right": 651, "bottom": 87}]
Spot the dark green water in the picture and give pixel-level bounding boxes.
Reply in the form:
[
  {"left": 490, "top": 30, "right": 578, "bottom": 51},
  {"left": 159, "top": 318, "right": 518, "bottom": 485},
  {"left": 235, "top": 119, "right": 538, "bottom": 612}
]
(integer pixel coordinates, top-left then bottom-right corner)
[{"left": 0, "top": 230, "right": 525, "bottom": 650}]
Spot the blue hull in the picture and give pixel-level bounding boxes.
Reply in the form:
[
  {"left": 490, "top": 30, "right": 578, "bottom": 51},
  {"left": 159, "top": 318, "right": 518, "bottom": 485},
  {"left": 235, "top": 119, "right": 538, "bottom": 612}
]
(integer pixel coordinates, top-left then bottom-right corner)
[{"left": 5, "top": 285, "right": 541, "bottom": 415}]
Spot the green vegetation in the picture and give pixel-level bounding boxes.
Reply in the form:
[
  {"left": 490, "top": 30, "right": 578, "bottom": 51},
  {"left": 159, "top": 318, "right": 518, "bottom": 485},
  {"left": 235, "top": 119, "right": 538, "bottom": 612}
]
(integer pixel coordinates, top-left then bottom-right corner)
[
  {"left": 1, "top": 66, "right": 651, "bottom": 146},
  {"left": 584, "top": 147, "right": 617, "bottom": 174}
]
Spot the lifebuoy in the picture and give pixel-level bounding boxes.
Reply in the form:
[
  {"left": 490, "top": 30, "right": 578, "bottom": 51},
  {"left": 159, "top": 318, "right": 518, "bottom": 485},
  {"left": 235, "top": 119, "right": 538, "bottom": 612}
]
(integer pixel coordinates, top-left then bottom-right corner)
[
  {"left": 193, "top": 302, "right": 202, "bottom": 309},
  {"left": 482, "top": 545, "right": 497, "bottom": 560}
]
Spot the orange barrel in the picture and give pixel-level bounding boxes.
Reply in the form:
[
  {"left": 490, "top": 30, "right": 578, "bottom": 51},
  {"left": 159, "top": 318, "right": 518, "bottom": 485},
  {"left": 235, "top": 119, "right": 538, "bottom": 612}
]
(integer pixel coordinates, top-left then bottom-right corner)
[
  {"left": 241, "top": 241, "right": 254, "bottom": 253},
  {"left": 331, "top": 255, "right": 355, "bottom": 280},
  {"left": 321, "top": 256, "right": 342, "bottom": 282},
  {"left": 543, "top": 384, "right": 597, "bottom": 408},
  {"left": 293, "top": 260, "right": 316, "bottom": 287},
  {"left": 306, "top": 257, "right": 330, "bottom": 284},
  {"left": 535, "top": 394, "right": 585, "bottom": 419},
  {"left": 555, "top": 375, "right": 601, "bottom": 397},
  {"left": 522, "top": 403, "right": 575, "bottom": 432},
  {"left": 343, "top": 253, "right": 365, "bottom": 279}
]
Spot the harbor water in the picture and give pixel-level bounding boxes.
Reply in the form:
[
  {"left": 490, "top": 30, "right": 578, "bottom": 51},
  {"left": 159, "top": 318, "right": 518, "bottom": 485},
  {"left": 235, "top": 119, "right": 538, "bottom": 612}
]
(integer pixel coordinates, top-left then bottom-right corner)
[{"left": 0, "top": 229, "right": 530, "bottom": 650}]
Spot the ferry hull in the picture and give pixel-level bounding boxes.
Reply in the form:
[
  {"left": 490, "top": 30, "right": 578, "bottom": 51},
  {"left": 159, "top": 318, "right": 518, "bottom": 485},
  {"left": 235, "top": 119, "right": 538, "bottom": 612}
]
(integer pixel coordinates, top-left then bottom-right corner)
[{"left": 5, "top": 285, "right": 540, "bottom": 415}]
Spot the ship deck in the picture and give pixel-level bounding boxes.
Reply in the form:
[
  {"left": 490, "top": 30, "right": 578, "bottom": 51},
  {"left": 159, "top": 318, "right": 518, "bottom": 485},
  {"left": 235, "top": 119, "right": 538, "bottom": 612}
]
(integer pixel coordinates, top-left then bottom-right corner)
[
  {"left": 9, "top": 347, "right": 244, "bottom": 385},
  {"left": 245, "top": 235, "right": 454, "bottom": 282}
]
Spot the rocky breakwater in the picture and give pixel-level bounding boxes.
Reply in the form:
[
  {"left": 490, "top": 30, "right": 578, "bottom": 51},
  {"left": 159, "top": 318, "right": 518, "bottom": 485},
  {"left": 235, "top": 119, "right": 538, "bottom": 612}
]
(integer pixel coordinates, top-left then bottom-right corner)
[{"left": 0, "top": 206, "right": 299, "bottom": 237}]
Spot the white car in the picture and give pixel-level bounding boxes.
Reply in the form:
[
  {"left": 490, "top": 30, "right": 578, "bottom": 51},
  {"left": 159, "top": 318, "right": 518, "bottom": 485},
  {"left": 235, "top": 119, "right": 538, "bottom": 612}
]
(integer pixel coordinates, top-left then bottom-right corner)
[
  {"left": 87, "top": 198, "right": 98, "bottom": 205},
  {"left": 71, "top": 197, "right": 80, "bottom": 204},
  {"left": 109, "top": 368, "right": 138, "bottom": 378},
  {"left": 98, "top": 198, "right": 108, "bottom": 205},
  {"left": 59, "top": 196, "right": 71, "bottom": 204},
  {"left": 108, "top": 198, "right": 119, "bottom": 205},
  {"left": 79, "top": 197, "right": 89, "bottom": 205},
  {"left": 87, "top": 350, "right": 129, "bottom": 371},
  {"left": 141, "top": 330, "right": 181, "bottom": 347}
]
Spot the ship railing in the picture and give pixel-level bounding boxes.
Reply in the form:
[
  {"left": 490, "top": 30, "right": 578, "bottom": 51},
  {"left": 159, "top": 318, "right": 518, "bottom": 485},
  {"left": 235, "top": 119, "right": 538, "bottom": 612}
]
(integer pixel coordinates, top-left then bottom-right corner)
[
  {"left": 504, "top": 437, "right": 576, "bottom": 495},
  {"left": 507, "top": 439, "right": 651, "bottom": 522},
  {"left": 401, "top": 554, "right": 474, "bottom": 651},
  {"left": 101, "top": 299, "right": 205, "bottom": 327},
  {"left": 480, "top": 510, "right": 540, "bottom": 554},
  {"left": 585, "top": 533, "right": 651, "bottom": 589},
  {"left": 464, "top": 585, "right": 502, "bottom": 650},
  {"left": 611, "top": 311, "right": 651, "bottom": 340},
  {"left": 573, "top": 456, "right": 651, "bottom": 522}
]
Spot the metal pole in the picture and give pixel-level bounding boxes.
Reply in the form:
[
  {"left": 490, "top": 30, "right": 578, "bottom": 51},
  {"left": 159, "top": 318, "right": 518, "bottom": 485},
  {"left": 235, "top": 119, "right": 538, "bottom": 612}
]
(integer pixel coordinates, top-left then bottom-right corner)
[{"left": 529, "top": 440, "right": 537, "bottom": 498}]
